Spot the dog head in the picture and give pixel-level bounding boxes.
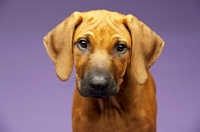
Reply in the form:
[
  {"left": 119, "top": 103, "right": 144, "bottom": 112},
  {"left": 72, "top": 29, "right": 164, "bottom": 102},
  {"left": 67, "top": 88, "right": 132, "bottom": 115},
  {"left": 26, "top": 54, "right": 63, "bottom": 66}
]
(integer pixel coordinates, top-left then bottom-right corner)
[{"left": 44, "top": 10, "right": 164, "bottom": 98}]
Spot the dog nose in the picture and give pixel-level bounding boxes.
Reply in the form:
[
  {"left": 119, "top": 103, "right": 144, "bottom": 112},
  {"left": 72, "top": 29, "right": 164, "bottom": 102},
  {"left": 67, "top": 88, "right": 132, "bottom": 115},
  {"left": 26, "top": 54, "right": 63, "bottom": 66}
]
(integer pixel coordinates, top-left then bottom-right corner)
[{"left": 89, "top": 75, "right": 108, "bottom": 94}]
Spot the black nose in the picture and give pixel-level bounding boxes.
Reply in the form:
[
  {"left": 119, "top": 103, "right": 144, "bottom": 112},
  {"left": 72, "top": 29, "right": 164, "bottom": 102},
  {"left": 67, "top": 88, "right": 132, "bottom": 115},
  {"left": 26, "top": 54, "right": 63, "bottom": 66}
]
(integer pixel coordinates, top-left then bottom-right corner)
[{"left": 89, "top": 75, "right": 108, "bottom": 96}]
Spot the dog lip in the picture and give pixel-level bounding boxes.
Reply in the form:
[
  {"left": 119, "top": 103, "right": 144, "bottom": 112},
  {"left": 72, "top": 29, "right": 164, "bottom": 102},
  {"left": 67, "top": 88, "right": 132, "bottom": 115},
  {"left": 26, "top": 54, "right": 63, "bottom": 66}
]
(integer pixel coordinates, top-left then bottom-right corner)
[
  {"left": 79, "top": 89, "right": 118, "bottom": 98},
  {"left": 78, "top": 87, "right": 90, "bottom": 97},
  {"left": 92, "top": 95, "right": 104, "bottom": 98},
  {"left": 91, "top": 88, "right": 118, "bottom": 98},
  {"left": 91, "top": 90, "right": 106, "bottom": 98}
]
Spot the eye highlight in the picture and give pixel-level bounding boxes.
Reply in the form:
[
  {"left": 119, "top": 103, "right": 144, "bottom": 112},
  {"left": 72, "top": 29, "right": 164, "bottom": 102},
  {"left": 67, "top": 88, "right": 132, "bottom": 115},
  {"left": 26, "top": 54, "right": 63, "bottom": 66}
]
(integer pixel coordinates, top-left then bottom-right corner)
[
  {"left": 116, "top": 42, "right": 127, "bottom": 54},
  {"left": 77, "top": 39, "right": 88, "bottom": 50}
]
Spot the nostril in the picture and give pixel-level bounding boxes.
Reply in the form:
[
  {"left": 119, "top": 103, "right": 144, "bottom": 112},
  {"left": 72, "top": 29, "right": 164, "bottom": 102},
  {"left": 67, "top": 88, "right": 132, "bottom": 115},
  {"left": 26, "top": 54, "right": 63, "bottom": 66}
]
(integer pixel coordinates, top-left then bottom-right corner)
[
  {"left": 90, "top": 84, "right": 97, "bottom": 91},
  {"left": 102, "top": 87, "right": 107, "bottom": 91}
]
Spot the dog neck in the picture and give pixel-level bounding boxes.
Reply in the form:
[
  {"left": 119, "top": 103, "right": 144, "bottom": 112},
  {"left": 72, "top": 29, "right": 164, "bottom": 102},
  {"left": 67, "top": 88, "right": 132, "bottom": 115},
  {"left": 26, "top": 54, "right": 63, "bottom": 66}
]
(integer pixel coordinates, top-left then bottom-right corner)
[{"left": 97, "top": 96, "right": 122, "bottom": 112}]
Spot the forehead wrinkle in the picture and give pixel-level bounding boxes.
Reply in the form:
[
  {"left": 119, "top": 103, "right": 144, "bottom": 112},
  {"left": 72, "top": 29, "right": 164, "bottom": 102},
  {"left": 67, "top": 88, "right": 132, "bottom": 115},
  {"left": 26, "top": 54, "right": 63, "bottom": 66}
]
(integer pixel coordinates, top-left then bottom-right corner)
[
  {"left": 94, "top": 20, "right": 131, "bottom": 46},
  {"left": 109, "top": 21, "right": 130, "bottom": 38},
  {"left": 77, "top": 31, "right": 95, "bottom": 39},
  {"left": 110, "top": 34, "right": 128, "bottom": 42},
  {"left": 74, "top": 15, "right": 101, "bottom": 38},
  {"left": 107, "top": 20, "right": 131, "bottom": 46}
]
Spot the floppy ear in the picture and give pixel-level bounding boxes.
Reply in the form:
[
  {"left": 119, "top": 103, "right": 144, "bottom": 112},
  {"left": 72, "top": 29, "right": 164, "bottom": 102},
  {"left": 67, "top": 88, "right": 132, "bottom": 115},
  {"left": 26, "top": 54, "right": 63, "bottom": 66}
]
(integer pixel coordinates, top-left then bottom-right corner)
[
  {"left": 123, "top": 15, "right": 164, "bottom": 84},
  {"left": 43, "top": 12, "right": 82, "bottom": 81}
]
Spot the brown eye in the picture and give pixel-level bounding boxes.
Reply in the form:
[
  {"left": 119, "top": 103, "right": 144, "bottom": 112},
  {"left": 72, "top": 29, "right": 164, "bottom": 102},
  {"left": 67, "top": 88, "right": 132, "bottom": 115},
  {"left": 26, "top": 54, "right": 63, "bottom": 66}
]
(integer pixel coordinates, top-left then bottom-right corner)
[
  {"left": 77, "top": 39, "right": 88, "bottom": 50},
  {"left": 116, "top": 43, "right": 127, "bottom": 53}
]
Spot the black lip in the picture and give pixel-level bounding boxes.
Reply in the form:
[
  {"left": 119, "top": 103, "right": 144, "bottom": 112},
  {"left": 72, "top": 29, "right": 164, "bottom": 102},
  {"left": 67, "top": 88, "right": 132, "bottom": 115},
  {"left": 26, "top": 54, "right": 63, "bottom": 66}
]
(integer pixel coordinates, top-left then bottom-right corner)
[{"left": 92, "top": 95, "right": 104, "bottom": 98}]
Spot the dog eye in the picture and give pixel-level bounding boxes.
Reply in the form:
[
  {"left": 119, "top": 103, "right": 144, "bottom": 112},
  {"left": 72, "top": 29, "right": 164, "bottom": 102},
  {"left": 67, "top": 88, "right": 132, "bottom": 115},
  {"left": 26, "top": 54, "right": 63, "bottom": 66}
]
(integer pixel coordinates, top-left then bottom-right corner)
[
  {"left": 77, "top": 39, "right": 88, "bottom": 50},
  {"left": 116, "top": 43, "right": 127, "bottom": 53}
]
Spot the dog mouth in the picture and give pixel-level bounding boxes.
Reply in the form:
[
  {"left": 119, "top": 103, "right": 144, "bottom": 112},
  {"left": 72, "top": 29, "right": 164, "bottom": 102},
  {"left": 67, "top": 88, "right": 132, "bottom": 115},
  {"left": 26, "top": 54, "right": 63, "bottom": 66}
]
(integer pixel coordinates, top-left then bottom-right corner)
[
  {"left": 78, "top": 78, "right": 118, "bottom": 98},
  {"left": 91, "top": 88, "right": 118, "bottom": 98},
  {"left": 77, "top": 68, "right": 119, "bottom": 98},
  {"left": 78, "top": 85, "right": 118, "bottom": 98},
  {"left": 92, "top": 95, "right": 103, "bottom": 98}
]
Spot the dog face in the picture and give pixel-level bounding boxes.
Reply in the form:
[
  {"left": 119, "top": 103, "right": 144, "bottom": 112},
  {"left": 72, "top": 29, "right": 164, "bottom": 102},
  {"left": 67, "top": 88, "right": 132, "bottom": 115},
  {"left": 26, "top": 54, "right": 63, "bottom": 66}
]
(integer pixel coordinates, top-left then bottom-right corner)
[
  {"left": 73, "top": 13, "right": 131, "bottom": 97},
  {"left": 43, "top": 10, "right": 164, "bottom": 98}
]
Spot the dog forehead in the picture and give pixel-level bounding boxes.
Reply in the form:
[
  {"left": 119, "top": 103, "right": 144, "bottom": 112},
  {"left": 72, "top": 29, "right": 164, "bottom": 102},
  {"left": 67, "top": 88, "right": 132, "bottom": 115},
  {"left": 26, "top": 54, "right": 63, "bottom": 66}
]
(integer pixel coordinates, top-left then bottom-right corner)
[
  {"left": 74, "top": 10, "right": 131, "bottom": 46},
  {"left": 80, "top": 10, "right": 125, "bottom": 32},
  {"left": 81, "top": 10, "right": 124, "bottom": 20}
]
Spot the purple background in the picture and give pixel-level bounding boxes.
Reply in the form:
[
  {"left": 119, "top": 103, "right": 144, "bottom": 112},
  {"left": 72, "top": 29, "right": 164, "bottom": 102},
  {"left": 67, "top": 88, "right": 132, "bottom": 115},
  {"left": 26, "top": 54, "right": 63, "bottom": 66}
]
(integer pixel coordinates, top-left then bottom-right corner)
[{"left": 0, "top": 0, "right": 200, "bottom": 132}]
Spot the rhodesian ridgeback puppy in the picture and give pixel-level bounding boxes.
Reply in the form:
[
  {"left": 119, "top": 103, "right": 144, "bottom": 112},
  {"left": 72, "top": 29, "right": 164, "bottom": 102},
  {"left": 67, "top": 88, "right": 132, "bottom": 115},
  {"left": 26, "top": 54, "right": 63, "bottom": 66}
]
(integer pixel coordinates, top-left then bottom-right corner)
[{"left": 44, "top": 10, "right": 164, "bottom": 132}]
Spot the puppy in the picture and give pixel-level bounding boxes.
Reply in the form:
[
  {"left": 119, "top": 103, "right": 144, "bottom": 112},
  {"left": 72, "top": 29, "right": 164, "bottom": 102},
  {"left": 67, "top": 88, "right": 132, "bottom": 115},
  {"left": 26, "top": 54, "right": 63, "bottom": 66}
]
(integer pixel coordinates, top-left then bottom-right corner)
[{"left": 44, "top": 10, "right": 164, "bottom": 132}]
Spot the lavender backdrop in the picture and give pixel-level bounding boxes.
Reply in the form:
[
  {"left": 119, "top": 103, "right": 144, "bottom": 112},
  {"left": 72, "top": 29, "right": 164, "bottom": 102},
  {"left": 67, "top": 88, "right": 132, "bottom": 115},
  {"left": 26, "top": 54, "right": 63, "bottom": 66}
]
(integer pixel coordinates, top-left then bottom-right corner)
[{"left": 0, "top": 0, "right": 200, "bottom": 132}]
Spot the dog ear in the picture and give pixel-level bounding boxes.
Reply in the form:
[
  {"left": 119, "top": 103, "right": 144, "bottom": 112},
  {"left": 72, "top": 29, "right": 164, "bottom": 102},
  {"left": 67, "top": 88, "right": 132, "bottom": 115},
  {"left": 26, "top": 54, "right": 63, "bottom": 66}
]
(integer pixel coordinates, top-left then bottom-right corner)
[
  {"left": 43, "top": 12, "right": 82, "bottom": 81},
  {"left": 123, "top": 15, "right": 164, "bottom": 84}
]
